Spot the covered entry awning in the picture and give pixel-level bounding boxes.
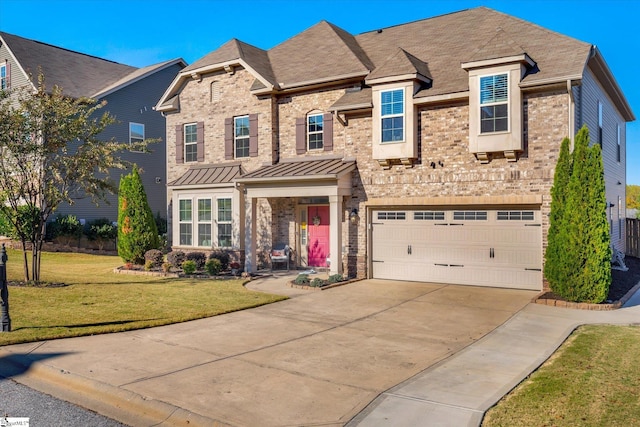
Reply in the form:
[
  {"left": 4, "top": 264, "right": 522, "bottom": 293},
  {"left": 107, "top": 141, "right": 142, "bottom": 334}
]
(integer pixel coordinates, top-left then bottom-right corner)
[
  {"left": 168, "top": 163, "right": 243, "bottom": 189},
  {"left": 236, "top": 156, "right": 357, "bottom": 275},
  {"left": 235, "top": 156, "right": 356, "bottom": 198}
]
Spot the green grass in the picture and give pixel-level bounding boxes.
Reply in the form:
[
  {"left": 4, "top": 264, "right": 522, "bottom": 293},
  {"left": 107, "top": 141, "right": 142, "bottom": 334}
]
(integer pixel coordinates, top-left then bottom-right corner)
[
  {"left": 482, "top": 325, "right": 640, "bottom": 427},
  {"left": 0, "top": 250, "right": 286, "bottom": 346}
]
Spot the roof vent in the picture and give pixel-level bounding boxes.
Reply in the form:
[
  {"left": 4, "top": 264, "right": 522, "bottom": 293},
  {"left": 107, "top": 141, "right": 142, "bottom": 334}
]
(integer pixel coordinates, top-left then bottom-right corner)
[{"left": 377, "top": 29, "right": 383, "bottom": 34}]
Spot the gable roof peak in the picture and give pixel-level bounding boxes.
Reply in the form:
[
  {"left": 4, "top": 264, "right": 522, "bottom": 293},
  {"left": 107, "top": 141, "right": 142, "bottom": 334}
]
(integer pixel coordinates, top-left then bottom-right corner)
[{"left": 468, "top": 26, "right": 528, "bottom": 63}]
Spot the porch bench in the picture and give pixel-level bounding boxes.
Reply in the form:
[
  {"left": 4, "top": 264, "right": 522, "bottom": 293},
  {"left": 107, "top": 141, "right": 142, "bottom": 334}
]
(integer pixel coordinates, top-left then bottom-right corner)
[{"left": 270, "top": 244, "right": 290, "bottom": 271}]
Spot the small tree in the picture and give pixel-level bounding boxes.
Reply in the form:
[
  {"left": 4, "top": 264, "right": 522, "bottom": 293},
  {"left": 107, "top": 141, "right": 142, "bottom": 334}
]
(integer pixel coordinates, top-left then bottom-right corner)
[
  {"left": 117, "top": 166, "right": 159, "bottom": 264},
  {"left": 544, "top": 137, "right": 572, "bottom": 289},
  {"left": 546, "top": 126, "right": 610, "bottom": 302},
  {"left": 0, "top": 73, "right": 149, "bottom": 281}
]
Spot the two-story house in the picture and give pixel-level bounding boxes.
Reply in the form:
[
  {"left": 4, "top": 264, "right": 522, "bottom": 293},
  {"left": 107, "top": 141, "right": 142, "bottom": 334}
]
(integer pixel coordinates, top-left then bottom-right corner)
[
  {"left": 156, "top": 7, "right": 633, "bottom": 291},
  {"left": 0, "top": 31, "right": 185, "bottom": 224}
]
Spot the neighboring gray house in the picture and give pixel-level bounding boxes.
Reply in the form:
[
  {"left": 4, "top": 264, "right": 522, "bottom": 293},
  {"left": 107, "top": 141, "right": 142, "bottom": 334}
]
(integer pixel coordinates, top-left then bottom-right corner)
[{"left": 0, "top": 31, "right": 186, "bottom": 223}]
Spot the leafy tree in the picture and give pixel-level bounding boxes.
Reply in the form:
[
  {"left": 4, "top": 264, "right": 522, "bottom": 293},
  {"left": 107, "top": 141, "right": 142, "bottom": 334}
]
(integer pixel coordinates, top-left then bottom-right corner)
[
  {"left": 627, "top": 185, "right": 640, "bottom": 210},
  {"left": 117, "top": 166, "right": 159, "bottom": 264},
  {"left": 544, "top": 136, "right": 572, "bottom": 290},
  {"left": 546, "top": 126, "right": 610, "bottom": 302},
  {"left": 0, "top": 74, "right": 147, "bottom": 281}
]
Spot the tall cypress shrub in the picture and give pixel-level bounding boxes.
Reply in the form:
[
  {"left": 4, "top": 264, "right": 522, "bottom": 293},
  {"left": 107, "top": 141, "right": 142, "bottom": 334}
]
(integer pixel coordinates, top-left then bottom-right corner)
[
  {"left": 544, "top": 136, "right": 572, "bottom": 290},
  {"left": 117, "top": 166, "right": 159, "bottom": 264},
  {"left": 549, "top": 126, "right": 610, "bottom": 302}
]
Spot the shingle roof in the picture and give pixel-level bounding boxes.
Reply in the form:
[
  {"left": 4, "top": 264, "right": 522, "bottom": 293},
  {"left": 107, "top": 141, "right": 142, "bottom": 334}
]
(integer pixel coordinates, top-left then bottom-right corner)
[
  {"left": 168, "top": 163, "right": 243, "bottom": 187},
  {"left": 367, "top": 48, "right": 432, "bottom": 82},
  {"left": 0, "top": 31, "right": 135, "bottom": 99},
  {"left": 237, "top": 157, "right": 356, "bottom": 182}
]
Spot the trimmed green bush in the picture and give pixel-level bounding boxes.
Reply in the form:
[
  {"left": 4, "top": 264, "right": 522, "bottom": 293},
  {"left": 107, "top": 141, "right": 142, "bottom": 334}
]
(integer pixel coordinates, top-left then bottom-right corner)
[
  {"left": 293, "top": 274, "right": 309, "bottom": 285},
  {"left": 84, "top": 218, "right": 117, "bottom": 250},
  {"left": 205, "top": 258, "right": 222, "bottom": 276},
  {"left": 310, "top": 277, "right": 327, "bottom": 287},
  {"left": 48, "top": 214, "right": 83, "bottom": 245},
  {"left": 117, "top": 166, "right": 159, "bottom": 264},
  {"left": 209, "top": 250, "right": 230, "bottom": 270},
  {"left": 328, "top": 274, "right": 344, "bottom": 284},
  {"left": 182, "top": 260, "right": 197, "bottom": 275}
]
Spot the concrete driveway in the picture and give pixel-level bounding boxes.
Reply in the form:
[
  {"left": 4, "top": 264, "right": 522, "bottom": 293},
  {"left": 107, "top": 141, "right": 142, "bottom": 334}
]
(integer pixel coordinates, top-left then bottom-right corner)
[{"left": 0, "top": 278, "right": 536, "bottom": 426}]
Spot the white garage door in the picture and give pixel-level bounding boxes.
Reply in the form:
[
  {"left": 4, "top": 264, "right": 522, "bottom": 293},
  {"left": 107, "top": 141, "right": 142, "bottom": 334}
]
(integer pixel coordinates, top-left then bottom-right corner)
[{"left": 371, "top": 209, "right": 542, "bottom": 290}]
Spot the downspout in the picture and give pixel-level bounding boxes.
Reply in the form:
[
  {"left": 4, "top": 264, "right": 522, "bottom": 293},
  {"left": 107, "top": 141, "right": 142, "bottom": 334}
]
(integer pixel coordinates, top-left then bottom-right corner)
[{"left": 567, "top": 79, "right": 575, "bottom": 146}]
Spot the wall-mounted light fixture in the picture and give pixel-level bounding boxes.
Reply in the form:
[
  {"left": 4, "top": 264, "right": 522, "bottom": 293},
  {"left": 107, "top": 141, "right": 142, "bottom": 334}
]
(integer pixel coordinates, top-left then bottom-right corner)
[{"left": 349, "top": 208, "right": 359, "bottom": 224}]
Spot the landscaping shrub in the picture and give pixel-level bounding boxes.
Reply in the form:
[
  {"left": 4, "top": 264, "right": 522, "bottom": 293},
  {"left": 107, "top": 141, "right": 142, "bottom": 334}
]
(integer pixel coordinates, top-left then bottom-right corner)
[
  {"left": 182, "top": 260, "right": 197, "bottom": 275},
  {"left": 166, "top": 250, "right": 186, "bottom": 267},
  {"left": 186, "top": 252, "right": 206, "bottom": 269},
  {"left": 117, "top": 166, "right": 160, "bottom": 264},
  {"left": 328, "top": 274, "right": 344, "bottom": 284},
  {"left": 205, "top": 258, "right": 222, "bottom": 276},
  {"left": 144, "top": 249, "right": 164, "bottom": 268},
  {"left": 209, "top": 250, "right": 230, "bottom": 270},
  {"left": 84, "top": 218, "right": 117, "bottom": 250},
  {"left": 310, "top": 277, "right": 327, "bottom": 287},
  {"left": 48, "top": 214, "right": 83, "bottom": 245},
  {"left": 144, "top": 260, "right": 154, "bottom": 271},
  {"left": 293, "top": 274, "right": 309, "bottom": 285},
  {"left": 162, "top": 262, "right": 172, "bottom": 273}
]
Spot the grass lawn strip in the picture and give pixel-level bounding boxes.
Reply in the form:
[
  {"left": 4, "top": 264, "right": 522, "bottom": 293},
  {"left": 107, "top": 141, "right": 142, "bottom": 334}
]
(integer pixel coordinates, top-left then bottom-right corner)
[
  {"left": 1, "top": 250, "right": 286, "bottom": 346},
  {"left": 482, "top": 325, "right": 640, "bottom": 427}
]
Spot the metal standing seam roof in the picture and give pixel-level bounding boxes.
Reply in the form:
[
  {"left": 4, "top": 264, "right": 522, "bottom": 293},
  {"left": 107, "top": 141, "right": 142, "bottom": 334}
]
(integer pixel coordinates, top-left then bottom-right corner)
[
  {"left": 237, "top": 158, "right": 356, "bottom": 183},
  {"left": 168, "top": 163, "right": 243, "bottom": 187}
]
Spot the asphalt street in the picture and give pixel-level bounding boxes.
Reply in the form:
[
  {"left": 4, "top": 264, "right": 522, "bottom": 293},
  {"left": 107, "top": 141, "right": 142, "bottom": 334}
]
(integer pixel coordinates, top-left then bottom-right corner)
[{"left": 0, "top": 378, "right": 127, "bottom": 426}]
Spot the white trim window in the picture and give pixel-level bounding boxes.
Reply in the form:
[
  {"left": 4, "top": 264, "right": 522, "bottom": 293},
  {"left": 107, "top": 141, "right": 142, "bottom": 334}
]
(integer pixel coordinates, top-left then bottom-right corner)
[
  {"left": 129, "top": 122, "right": 144, "bottom": 152},
  {"left": 197, "top": 198, "right": 212, "bottom": 247},
  {"left": 0, "top": 64, "right": 6, "bottom": 90},
  {"left": 380, "top": 88, "right": 404, "bottom": 143},
  {"left": 480, "top": 73, "right": 508, "bottom": 133},
  {"left": 179, "top": 199, "right": 193, "bottom": 246},
  {"left": 234, "top": 115, "right": 250, "bottom": 158},
  {"left": 617, "top": 124, "right": 621, "bottom": 162},
  {"left": 307, "top": 114, "right": 324, "bottom": 150},
  {"left": 217, "top": 198, "right": 232, "bottom": 248},
  {"left": 184, "top": 123, "right": 198, "bottom": 162}
]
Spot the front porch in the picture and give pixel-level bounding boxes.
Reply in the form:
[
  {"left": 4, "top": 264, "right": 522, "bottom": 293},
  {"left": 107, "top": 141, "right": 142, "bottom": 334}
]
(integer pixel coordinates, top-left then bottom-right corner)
[{"left": 236, "top": 156, "right": 357, "bottom": 276}]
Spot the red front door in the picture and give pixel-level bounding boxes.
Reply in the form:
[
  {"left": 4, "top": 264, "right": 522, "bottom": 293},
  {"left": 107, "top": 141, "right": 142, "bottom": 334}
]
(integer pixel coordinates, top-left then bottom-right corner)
[{"left": 308, "top": 206, "right": 329, "bottom": 267}]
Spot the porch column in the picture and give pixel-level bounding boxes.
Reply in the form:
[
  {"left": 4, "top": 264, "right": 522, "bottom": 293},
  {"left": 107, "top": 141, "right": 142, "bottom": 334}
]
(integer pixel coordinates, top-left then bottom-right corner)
[
  {"left": 244, "top": 197, "right": 257, "bottom": 273},
  {"left": 329, "top": 195, "right": 343, "bottom": 275}
]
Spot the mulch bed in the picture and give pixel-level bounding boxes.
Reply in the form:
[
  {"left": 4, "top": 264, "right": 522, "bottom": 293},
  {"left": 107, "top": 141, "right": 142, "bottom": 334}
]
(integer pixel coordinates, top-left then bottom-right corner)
[{"left": 534, "top": 256, "right": 640, "bottom": 309}]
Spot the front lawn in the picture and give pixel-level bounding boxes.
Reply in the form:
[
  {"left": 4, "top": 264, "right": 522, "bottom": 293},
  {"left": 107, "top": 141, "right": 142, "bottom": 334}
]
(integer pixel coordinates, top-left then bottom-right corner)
[
  {"left": 482, "top": 325, "right": 640, "bottom": 426},
  {"left": 0, "top": 250, "right": 286, "bottom": 346}
]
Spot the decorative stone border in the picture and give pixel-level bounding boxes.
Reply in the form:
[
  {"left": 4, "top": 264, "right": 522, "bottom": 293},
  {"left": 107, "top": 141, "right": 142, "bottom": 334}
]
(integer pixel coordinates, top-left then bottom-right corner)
[
  {"left": 288, "top": 278, "right": 362, "bottom": 291},
  {"left": 113, "top": 267, "right": 179, "bottom": 278},
  {"left": 532, "top": 282, "right": 640, "bottom": 310}
]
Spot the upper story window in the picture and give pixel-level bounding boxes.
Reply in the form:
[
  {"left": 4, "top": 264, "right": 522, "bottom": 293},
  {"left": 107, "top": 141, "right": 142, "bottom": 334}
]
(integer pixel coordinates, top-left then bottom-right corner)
[
  {"left": 598, "top": 101, "right": 603, "bottom": 146},
  {"left": 0, "top": 64, "right": 6, "bottom": 90},
  {"left": 617, "top": 124, "right": 621, "bottom": 162},
  {"left": 184, "top": 123, "right": 198, "bottom": 162},
  {"left": 234, "top": 115, "right": 250, "bottom": 158},
  {"left": 307, "top": 114, "right": 324, "bottom": 150},
  {"left": 381, "top": 89, "right": 404, "bottom": 142},
  {"left": 480, "top": 74, "right": 508, "bottom": 133}
]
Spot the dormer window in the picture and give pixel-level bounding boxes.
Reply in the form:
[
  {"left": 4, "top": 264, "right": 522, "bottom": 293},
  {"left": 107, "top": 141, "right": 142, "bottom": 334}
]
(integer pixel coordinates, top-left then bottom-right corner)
[
  {"left": 381, "top": 88, "right": 404, "bottom": 142},
  {"left": 480, "top": 74, "right": 508, "bottom": 133}
]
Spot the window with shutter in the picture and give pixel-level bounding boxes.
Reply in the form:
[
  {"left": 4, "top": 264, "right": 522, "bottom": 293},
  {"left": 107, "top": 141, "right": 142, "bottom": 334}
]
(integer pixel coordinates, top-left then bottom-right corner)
[
  {"left": 307, "top": 114, "right": 323, "bottom": 150},
  {"left": 479, "top": 74, "right": 508, "bottom": 133},
  {"left": 184, "top": 123, "right": 198, "bottom": 162},
  {"left": 234, "top": 116, "right": 250, "bottom": 158}
]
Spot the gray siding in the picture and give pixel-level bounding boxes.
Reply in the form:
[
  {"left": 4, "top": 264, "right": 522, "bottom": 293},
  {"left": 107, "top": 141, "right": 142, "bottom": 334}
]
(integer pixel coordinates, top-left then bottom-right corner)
[
  {"left": 55, "top": 63, "right": 183, "bottom": 224},
  {"left": 577, "top": 67, "right": 627, "bottom": 251}
]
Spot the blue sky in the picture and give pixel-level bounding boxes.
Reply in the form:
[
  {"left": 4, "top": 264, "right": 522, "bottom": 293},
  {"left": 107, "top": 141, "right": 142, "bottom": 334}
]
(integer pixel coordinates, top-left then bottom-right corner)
[{"left": 1, "top": 0, "right": 638, "bottom": 183}]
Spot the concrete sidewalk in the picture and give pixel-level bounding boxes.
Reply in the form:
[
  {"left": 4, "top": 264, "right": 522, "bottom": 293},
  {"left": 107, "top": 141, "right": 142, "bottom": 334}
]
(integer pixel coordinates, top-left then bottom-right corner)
[{"left": 0, "top": 274, "right": 639, "bottom": 427}]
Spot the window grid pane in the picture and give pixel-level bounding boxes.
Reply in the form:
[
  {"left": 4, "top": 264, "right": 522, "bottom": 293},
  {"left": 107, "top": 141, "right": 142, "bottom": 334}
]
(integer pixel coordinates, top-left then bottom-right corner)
[
  {"left": 198, "top": 199, "right": 211, "bottom": 221},
  {"left": 453, "top": 211, "right": 487, "bottom": 221},
  {"left": 414, "top": 211, "right": 445, "bottom": 221},
  {"left": 179, "top": 224, "right": 192, "bottom": 246},
  {"left": 479, "top": 74, "right": 508, "bottom": 134},
  {"left": 0, "top": 65, "right": 5, "bottom": 90},
  {"left": 307, "top": 114, "right": 324, "bottom": 150},
  {"left": 198, "top": 224, "right": 211, "bottom": 246},
  {"left": 184, "top": 124, "right": 198, "bottom": 162},
  {"left": 381, "top": 89, "right": 404, "bottom": 142},
  {"left": 377, "top": 212, "right": 406, "bottom": 220},
  {"left": 235, "top": 116, "right": 250, "bottom": 158}
]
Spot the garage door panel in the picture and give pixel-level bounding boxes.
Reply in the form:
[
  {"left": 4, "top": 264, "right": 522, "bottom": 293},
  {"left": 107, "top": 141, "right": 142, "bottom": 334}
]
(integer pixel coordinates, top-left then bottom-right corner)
[{"left": 372, "top": 209, "right": 542, "bottom": 290}]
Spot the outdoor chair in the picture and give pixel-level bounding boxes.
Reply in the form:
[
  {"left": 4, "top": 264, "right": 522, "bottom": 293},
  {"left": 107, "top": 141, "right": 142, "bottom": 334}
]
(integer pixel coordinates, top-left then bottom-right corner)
[{"left": 270, "top": 244, "right": 290, "bottom": 271}]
